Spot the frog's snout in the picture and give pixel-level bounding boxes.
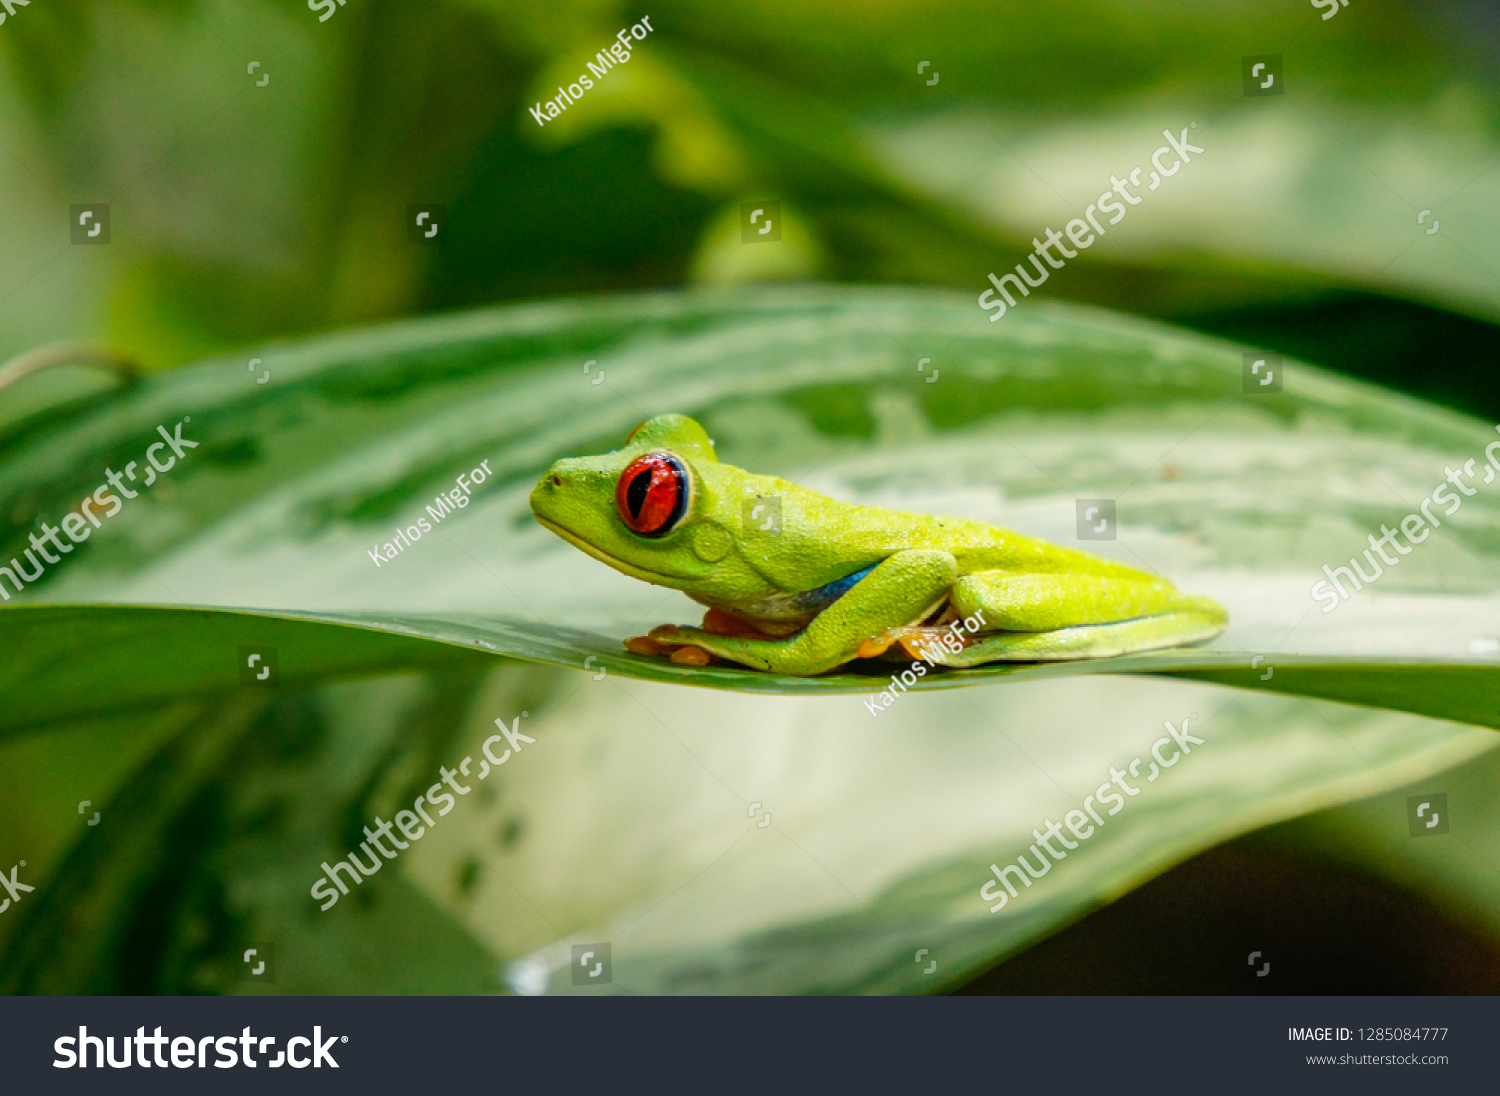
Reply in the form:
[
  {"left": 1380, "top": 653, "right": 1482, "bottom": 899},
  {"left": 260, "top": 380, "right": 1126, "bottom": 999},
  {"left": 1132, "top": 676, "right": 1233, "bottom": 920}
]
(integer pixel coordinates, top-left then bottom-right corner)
[
  {"left": 531, "top": 458, "right": 583, "bottom": 517},
  {"left": 530, "top": 463, "right": 559, "bottom": 513}
]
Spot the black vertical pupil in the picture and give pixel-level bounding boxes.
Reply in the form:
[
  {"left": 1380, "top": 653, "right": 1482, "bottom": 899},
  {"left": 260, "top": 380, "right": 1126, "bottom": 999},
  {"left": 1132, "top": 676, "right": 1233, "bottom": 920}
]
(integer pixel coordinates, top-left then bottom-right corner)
[{"left": 625, "top": 468, "right": 652, "bottom": 519}]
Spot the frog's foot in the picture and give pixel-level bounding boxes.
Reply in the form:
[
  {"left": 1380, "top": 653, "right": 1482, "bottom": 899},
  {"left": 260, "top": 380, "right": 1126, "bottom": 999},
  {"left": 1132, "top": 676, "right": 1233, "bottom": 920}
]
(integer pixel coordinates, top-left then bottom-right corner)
[
  {"left": 644, "top": 623, "right": 822, "bottom": 674},
  {"left": 624, "top": 633, "right": 715, "bottom": 665},
  {"left": 639, "top": 624, "right": 755, "bottom": 668},
  {"left": 700, "top": 607, "right": 782, "bottom": 639},
  {"left": 624, "top": 609, "right": 783, "bottom": 667},
  {"left": 856, "top": 625, "right": 971, "bottom": 663}
]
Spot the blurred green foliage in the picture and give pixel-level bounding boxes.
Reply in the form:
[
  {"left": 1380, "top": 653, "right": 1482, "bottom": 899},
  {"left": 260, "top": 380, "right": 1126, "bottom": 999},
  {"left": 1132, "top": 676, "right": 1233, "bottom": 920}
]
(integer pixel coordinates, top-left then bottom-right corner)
[{"left": 2, "top": 0, "right": 1498, "bottom": 415}]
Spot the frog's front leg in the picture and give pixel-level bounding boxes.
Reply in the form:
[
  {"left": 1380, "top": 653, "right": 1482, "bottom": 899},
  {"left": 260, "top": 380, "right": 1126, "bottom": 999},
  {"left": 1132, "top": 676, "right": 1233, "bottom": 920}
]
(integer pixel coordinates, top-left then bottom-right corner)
[{"left": 646, "top": 549, "right": 957, "bottom": 675}]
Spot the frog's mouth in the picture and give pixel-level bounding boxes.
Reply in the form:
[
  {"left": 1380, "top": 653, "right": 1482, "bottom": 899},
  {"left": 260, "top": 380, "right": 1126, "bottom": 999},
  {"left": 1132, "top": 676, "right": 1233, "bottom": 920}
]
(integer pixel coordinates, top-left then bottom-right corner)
[{"left": 534, "top": 514, "right": 685, "bottom": 586}]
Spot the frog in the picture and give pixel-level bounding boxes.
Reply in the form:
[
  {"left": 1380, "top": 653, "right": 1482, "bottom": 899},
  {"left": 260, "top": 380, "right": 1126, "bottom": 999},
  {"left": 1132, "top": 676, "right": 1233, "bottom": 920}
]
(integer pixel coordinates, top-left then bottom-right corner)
[{"left": 530, "top": 414, "right": 1228, "bottom": 675}]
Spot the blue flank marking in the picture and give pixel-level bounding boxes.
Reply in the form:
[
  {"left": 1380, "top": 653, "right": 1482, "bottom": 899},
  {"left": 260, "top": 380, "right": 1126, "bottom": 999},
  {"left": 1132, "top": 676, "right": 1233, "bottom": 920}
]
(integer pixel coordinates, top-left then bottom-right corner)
[{"left": 795, "top": 564, "right": 877, "bottom": 613}]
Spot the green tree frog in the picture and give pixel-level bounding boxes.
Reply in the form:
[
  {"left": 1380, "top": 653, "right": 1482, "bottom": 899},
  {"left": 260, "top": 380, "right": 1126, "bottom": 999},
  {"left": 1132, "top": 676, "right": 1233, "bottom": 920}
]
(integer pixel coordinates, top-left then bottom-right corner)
[{"left": 530, "top": 414, "right": 1227, "bottom": 675}]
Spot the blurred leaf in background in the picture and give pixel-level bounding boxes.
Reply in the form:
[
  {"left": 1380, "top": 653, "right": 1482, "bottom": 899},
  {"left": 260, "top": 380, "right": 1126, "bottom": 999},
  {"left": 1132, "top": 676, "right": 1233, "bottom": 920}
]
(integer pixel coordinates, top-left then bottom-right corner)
[{"left": 2, "top": 0, "right": 1499, "bottom": 415}]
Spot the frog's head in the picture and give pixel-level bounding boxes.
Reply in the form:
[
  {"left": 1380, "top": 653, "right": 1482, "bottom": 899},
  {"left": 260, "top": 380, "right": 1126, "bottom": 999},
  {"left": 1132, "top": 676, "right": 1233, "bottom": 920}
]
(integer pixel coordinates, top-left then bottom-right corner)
[{"left": 530, "top": 414, "right": 776, "bottom": 599}]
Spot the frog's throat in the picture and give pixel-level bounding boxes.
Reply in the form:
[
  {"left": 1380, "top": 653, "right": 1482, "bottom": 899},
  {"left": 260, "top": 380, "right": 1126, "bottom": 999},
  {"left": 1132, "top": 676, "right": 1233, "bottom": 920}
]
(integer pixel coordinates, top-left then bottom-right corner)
[{"left": 535, "top": 515, "right": 688, "bottom": 586}]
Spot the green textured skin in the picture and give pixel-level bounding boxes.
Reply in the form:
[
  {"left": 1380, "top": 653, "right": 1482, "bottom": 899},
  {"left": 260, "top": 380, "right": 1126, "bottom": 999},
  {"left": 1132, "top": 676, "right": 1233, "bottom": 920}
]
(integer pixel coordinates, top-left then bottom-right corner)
[{"left": 530, "top": 415, "right": 1228, "bottom": 675}]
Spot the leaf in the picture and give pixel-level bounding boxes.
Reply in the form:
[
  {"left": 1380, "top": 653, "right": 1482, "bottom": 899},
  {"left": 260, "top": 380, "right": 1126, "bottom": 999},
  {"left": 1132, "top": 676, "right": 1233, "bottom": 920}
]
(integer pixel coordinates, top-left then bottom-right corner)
[
  {"left": 4, "top": 285, "right": 1500, "bottom": 722},
  {"left": 0, "top": 674, "right": 506, "bottom": 994},
  {"left": 7, "top": 605, "right": 1500, "bottom": 740},
  {"left": 6, "top": 285, "right": 1500, "bottom": 994},
  {"left": 0, "top": 604, "right": 491, "bottom": 738},
  {"left": 862, "top": 102, "right": 1500, "bottom": 322},
  {"left": 471, "top": 666, "right": 1497, "bottom": 995},
  {"left": 6, "top": 609, "right": 1493, "bottom": 995}
]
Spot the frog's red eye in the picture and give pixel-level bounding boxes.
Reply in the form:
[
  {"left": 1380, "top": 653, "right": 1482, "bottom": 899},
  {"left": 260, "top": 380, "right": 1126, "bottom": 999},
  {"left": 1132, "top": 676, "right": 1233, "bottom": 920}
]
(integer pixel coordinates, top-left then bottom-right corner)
[{"left": 616, "top": 452, "right": 690, "bottom": 536}]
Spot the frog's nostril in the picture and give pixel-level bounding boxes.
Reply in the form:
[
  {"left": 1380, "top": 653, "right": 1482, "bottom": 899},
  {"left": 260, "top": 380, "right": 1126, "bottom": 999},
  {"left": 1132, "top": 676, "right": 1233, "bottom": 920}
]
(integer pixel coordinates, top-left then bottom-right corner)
[{"left": 551, "top": 474, "right": 563, "bottom": 487}]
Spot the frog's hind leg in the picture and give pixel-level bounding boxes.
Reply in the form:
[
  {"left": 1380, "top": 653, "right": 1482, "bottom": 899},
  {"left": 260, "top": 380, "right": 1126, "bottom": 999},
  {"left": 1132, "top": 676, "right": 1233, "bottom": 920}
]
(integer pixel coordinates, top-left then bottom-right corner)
[
  {"left": 938, "top": 611, "right": 1224, "bottom": 665},
  {"left": 944, "top": 571, "right": 1227, "bottom": 664}
]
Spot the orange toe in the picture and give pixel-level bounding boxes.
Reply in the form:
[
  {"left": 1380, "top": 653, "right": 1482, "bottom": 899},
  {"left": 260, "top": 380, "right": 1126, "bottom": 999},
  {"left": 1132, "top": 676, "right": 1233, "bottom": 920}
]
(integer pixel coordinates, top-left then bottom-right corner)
[
  {"left": 701, "top": 608, "right": 775, "bottom": 639},
  {"left": 625, "top": 636, "right": 672, "bottom": 657}
]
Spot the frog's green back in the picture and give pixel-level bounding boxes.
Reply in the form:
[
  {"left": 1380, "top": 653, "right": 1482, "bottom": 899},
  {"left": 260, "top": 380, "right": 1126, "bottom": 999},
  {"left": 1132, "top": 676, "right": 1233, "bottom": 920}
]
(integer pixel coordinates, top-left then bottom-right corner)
[{"left": 532, "top": 414, "right": 1160, "bottom": 609}]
